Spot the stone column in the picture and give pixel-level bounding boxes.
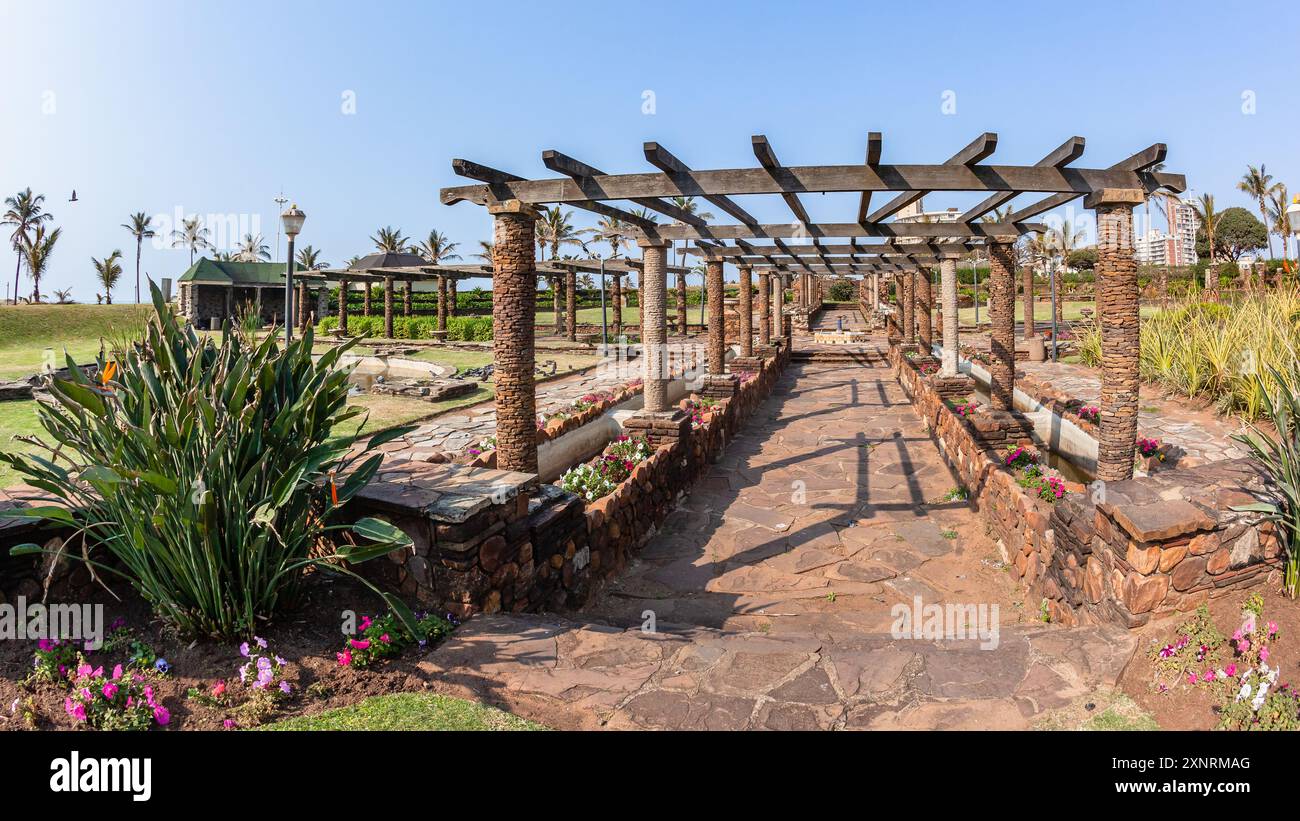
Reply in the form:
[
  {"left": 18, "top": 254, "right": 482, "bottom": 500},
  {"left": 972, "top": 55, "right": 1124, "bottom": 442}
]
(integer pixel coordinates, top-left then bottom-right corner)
[
  {"left": 623, "top": 237, "right": 690, "bottom": 448},
  {"left": 738, "top": 265, "right": 753, "bottom": 358},
  {"left": 337, "top": 278, "right": 349, "bottom": 335},
  {"left": 676, "top": 271, "right": 688, "bottom": 335},
  {"left": 315, "top": 287, "right": 328, "bottom": 329},
  {"left": 940, "top": 257, "right": 960, "bottom": 377},
  {"left": 403, "top": 281, "right": 413, "bottom": 317},
  {"left": 1090, "top": 189, "right": 1145, "bottom": 482},
  {"left": 489, "top": 200, "right": 539, "bottom": 475},
  {"left": 363, "top": 282, "right": 372, "bottom": 316},
  {"left": 916, "top": 267, "right": 933, "bottom": 352},
  {"left": 383, "top": 276, "right": 394, "bottom": 338},
  {"left": 1022, "top": 265, "right": 1036, "bottom": 339},
  {"left": 782, "top": 274, "right": 793, "bottom": 344},
  {"left": 903, "top": 270, "right": 916, "bottom": 344},
  {"left": 436, "top": 275, "right": 448, "bottom": 332},
  {"left": 702, "top": 259, "right": 737, "bottom": 399},
  {"left": 565, "top": 269, "right": 577, "bottom": 341},
  {"left": 448, "top": 279, "right": 457, "bottom": 317},
  {"left": 987, "top": 241, "right": 1017, "bottom": 411},
  {"left": 758, "top": 270, "right": 771, "bottom": 348},
  {"left": 611, "top": 274, "right": 623, "bottom": 337}
]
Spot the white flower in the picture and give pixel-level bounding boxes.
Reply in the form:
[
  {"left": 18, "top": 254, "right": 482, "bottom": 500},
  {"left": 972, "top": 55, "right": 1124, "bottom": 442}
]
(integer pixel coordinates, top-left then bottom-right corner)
[{"left": 1237, "top": 682, "right": 1252, "bottom": 702}]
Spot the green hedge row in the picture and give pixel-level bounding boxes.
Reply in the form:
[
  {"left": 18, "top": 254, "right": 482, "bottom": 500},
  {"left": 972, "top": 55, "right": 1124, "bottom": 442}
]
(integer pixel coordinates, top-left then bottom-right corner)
[{"left": 316, "top": 314, "right": 493, "bottom": 341}]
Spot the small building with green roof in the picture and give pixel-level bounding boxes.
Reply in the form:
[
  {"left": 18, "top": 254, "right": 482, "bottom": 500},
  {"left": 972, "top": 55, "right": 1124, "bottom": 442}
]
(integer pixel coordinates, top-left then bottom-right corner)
[{"left": 176, "top": 258, "right": 314, "bottom": 329}]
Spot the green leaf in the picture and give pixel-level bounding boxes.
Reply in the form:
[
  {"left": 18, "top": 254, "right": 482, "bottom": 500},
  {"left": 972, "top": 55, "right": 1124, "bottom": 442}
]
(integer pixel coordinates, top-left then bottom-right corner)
[
  {"left": 53, "top": 378, "right": 106, "bottom": 416},
  {"left": 1230, "top": 502, "right": 1281, "bottom": 515},
  {"left": 0, "top": 505, "right": 76, "bottom": 524},
  {"left": 9, "top": 543, "right": 44, "bottom": 556},
  {"left": 364, "top": 424, "right": 419, "bottom": 451},
  {"left": 81, "top": 466, "right": 125, "bottom": 486}
]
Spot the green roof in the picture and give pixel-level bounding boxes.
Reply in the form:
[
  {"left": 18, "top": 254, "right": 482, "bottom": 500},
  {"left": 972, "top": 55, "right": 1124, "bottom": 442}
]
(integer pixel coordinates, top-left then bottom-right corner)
[{"left": 178, "top": 257, "right": 301, "bottom": 285}]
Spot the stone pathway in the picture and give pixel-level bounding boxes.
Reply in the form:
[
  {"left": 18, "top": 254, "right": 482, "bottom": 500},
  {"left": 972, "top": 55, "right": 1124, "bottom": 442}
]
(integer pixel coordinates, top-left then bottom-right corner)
[
  {"left": 421, "top": 336, "right": 1138, "bottom": 729},
  {"left": 1017, "top": 360, "right": 1249, "bottom": 465}
]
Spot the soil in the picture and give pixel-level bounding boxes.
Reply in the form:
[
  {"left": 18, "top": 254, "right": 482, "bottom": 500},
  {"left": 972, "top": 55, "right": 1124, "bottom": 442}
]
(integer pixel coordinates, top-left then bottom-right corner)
[
  {"left": 1118, "top": 584, "right": 1300, "bottom": 730},
  {"left": 0, "top": 571, "right": 456, "bottom": 731}
]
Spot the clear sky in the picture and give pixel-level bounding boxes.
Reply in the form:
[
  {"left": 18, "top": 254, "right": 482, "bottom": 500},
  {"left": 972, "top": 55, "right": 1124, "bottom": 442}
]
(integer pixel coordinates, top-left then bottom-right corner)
[{"left": 2, "top": 0, "right": 1297, "bottom": 301}]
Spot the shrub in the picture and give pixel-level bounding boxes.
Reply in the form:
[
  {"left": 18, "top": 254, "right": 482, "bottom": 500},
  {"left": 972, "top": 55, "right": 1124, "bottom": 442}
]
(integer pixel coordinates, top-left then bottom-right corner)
[
  {"left": 336, "top": 610, "right": 456, "bottom": 668},
  {"left": 1, "top": 284, "right": 418, "bottom": 639},
  {"left": 445, "top": 315, "right": 492, "bottom": 341},
  {"left": 64, "top": 662, "right": 167, "bottom": 730},
  {"left": 558, "top": 435, "right": 652, "bottom": 501}
]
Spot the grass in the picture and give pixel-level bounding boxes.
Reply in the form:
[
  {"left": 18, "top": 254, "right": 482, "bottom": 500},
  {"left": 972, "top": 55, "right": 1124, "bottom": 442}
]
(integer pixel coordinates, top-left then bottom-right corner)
[
  {"left": 260, "top": 693, "right": 546, "bottom": 731},
  {"left": 0, "top": 304, "right": 153, "bottom": 379},
  {"left": 330, "top": 388, "right": 493, "bottom": 444},
  {"left": 0, "top": 400, "right": 42, "bottom": 489},
  {"left": 955, "top": 300, "right": 1159, "bottom": 326},
  {"left": 1034, "top": 690, "right": 1159, "bottom": 731},
  {"left": 535, "top": 306, "right": 643, "bottom": 327},
  {"left": 406, "top": 347, "right": 602, "bottom": 381}
]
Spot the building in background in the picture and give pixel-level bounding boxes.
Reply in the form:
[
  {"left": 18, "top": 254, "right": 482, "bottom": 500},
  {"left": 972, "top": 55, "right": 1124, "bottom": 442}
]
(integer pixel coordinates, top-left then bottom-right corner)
[{"left": 1135, "top": 198, "right": 1198, "bottom": 266}]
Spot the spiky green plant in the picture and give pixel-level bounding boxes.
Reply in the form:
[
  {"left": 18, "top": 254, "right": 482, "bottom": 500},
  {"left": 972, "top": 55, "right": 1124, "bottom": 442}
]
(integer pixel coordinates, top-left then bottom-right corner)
[
  {"left": 1232, "top": 366, "right": 1300, "bottom": 598},
  {"left": 0, "top": 283, "right": 418, "bottom": 638}
]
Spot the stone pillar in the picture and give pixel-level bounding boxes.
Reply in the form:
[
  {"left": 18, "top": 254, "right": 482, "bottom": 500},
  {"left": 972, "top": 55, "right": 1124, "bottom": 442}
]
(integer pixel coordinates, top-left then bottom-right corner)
[
  {"left": 940, "top": 257, "right": 960, "bottom": 377},
  {"left": 903, "top": 270, "right": 916, "bottom": 344},
  {"left": 1090, "top": 189, "right": 1144, "bottom": 483},
  {"left": 916, "top": 266, "right": 933, "bottom": 352},
  {"left": 363, "top": 282, "right": 372, "bottom": 316},
  {"left": 565, "top": 269, "right": 577, "bottom": 341},
  {"left": 337, "top": 278, "right": 349, "bottom": 335},
  {"left": 448, "top": 279, "right": 457, "bottom": 317},
  {"left": 782, "top": 274, "right": 793, "bottom": 344},
  {"left": 315, "top": 287, "right": 328, "bottom": 329},
  {"left": 987, "top": 241, "right": 1017, "bottom": 411},
  {"left": 702, "top": 258, "right": 737, "bottom": 399},
  {"left": 489, "top": 200, "right": 539, "bottom": 475},
  {"left": 383, "top": 276, "right": 394, "bottom": 338},
  {"left": 758, "top": 270, "right": 771, "bottom": 347},
  {"left": 1022, "top": 265, "right": 1036, "bottom": 339},
  {"left": 738, "top": 265, "right": 753, "bottom": 358},
  {"left": 611, "top": 275, "right": 623, "bottom": 337},
  {"left": 403, "top": 280, "right": 413, "bottom": 317},
  {"left": 437, "top": 275, "right": 448, "bottom": 332},
  {"left": 623, "top": 237, "right": 689, "bottom": 448},
  {"left": 676, "top": 272, "right": 688, "bottom": 335}
]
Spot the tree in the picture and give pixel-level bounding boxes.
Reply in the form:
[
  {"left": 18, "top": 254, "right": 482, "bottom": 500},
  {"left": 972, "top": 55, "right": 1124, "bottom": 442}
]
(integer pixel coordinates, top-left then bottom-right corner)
[
  {"left": 170, "top": 216, "right": 211, "bottom": 265},
  {"left": 1067, "top": 248, "right": 1098, "bottom": 270},
  {"left": 587, "top": 215, "right": 632, "bottom": 259},
  {"left": 1189, "top": 194, "right": 1223, "bottom": 294},
  {"left": 22, "top": 224, "right": 61, "bottom": 303},
  {"left": 1238, "top": 164, "right": 1279, "bottom": 262},
  {"left": 1268, "top": 186, "right": 1292, "bottom": 263},
  {"left": 3, "top": 188, "right": 53, "bottom": 304},
  {"left": 92, "top": 249, "right": 124, "bottom": 303},
  {"left": 535, "top": 207, "right": 582, "bottom": 332},
  {"left": 370, "top": 226, "right": 408, "bottom": 253},
  {"left": 1047, "top": 219, "right": 1085, "bottom": 323},
  {"left": 296, "top": 244, "right": 327, "bottom": 270},
  {"left": 235, "top": 233, "right": 271, "bottom": 262},
  {"left": 414, "top": 229, "right": 460, "bottom": 264},
  {"left": 51, "top": 287, "right": 73, "bottom": 304},
  {"left": 121, "top": 212, "right": 156, "bottom": 304},
  {"left": 1196, "top": 207, "right": 1266, "bottom": 262},
  {"left": 473, "top": 241, "right": 493, "bottom": 262}
]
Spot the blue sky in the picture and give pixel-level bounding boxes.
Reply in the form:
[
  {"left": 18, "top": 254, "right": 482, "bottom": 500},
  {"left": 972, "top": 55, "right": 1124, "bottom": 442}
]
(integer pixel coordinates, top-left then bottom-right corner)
[{"left": 2, "top": 0, "right": 1297, "bottom": 300}]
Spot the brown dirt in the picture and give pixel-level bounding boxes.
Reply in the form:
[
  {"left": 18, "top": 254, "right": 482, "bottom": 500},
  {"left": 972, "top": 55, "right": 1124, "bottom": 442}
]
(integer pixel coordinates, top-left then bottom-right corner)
[
  {"left": 0, "top": 572, "right": 455, "bottom": 731},
  {"left": 1118, "top": 583, "right": 1300, "bottom": 730}
]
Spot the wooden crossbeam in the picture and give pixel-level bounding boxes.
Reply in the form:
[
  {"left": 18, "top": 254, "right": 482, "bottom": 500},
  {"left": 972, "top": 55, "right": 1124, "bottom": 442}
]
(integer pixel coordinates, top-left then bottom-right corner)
[
  {"left": 866, "top": 132, "right": 998, "bottom": 223},
  {"left": 855, "top": 132, "right": 884, "bottom": 224},
  {"left": 1009, "top": 143, "right": 1167, "bottom": 224},
  {"left": 643, "top": 142, "right": 759, "bottom": 227},
  {"left": 542, "top": 150, "right": 706, "bottom": 226},
  {"left": 452, "top": 158, "right": 660, "bottom": 232},
  {"left": 651, "top": 221, "right": 1041, "bottom": 241},
  {"left": 961, "top": 136, "right": 1085, "bottom": 222},
  {"left": 752, "top": 135, "right": 812, "bottom": 225}
]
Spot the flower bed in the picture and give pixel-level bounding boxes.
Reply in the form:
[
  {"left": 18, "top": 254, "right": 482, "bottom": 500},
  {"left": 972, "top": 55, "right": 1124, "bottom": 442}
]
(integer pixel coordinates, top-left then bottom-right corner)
[
  {"left": 1003, "top": 446, "right": 1070, "bottom": 504},
  {"left": 558, "top": 436, "right": 653, "bottom": 502}
]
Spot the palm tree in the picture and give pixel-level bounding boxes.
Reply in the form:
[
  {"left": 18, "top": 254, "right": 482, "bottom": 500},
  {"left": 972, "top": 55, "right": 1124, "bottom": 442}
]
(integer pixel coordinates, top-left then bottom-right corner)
[
  {"left": 92, "top": 249, "right": 124, "bottom": 304},
  {"left": 295, "top": 244, "right": 327, "bottom": 270},
  {"left": 668, "top": 197, "right": 714, "bottom": 326},
  {"left": 52, "top": 287, "right": 73, "bottom": 304},
  {"left": 370, "top": 226, "right": 408, "bottom": 253},
  {"left": 235, "top": 233, "right": 271, "bottom": 262},
  {"left": 586, "top": 215, "right": 631, "bottom": 259},
  {"left": 3, "top": 188, "right": 53, "bottom": 304},
  {"left": 22, "top": 224, "right": 61, "bottom": 303},
  {"left": 535, "top": 207, "right": 582, "bottom": 331},
  {"left": 170, "top": 216, "right": 211, "bottom": 265},
  {"left": 473, "top": 241, "right": 494, "bottom": 263},
  {"left": 1239, "top": 165, "right": 1279, "bottom": 265},
  {"left": 414, "top": 229, "right": 461, "bottom": 264},
  {"left": 1267, "top": 186, "right": 1292, "bottom": 265},
  {"left": 121, "top": 212, "right": 156, "bottom": 304},
  {"left": 1190, "top": 194, "right": 1224, "bottom": 296}
]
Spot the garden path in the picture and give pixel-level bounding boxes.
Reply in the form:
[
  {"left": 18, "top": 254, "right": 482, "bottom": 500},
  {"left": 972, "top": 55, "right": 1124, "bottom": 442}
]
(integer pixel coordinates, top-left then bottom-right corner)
[{"left": 420, "top": 337, "right": 1137, "bottom": 729}]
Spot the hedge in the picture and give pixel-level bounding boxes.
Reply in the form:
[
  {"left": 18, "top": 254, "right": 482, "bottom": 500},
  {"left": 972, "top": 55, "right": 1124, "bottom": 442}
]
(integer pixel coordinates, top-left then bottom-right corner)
[{"left": 315, "top": 314, "right": 493, "bottom": 341}]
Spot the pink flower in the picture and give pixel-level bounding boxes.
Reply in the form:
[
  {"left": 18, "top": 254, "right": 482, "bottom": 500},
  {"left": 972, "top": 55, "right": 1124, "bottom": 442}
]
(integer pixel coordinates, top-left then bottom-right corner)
[
  {"left": 144, "top": 685, "right": 155, "bottom": 707},
  {"left": 1260, "top": 646, "right": 1270, "bottom": 662},
  {"left": 1226, "top": 663, "right": 1238, "bottom": 677},
  {"left": 336, "top": 649, "right": 352, "bottom": 666},
  {"left": 76, "top": 663, "right": 93, "bottom": 678},
  {"left": 1202, "top": 669, "right": 1215, "bottom": 682},
  {"left": 153, "top": 705, "right": 170, "bottom": 726},
  {"left": 359, "top": 615, "right": 373, "bottom": 631},
  {"left": 1232, "top": 629, "right": 1243, "bottom": 642},
  {"left": 223, "top": 719, "right": 235, "bottom": 729},
  {"left": 111, "top": 664, "right": 123, "bottom": 681},
  {"left": 1268, "top": 621, "right": 1279, "bottom": 637},
  {"left": 349, "top": 639, "right": 370, "bottom": 650},
  {"left": 101, "top": 683, "right": 118, "bottom": 700},
  {"left": 65, "top": 698, "right": 86, "bottom": 721},
  {"left": 1237, "top": 639, "right": 1251, "bottom": 654},
  {"left": 380, "top": 634, "right": 390, "bottom": 644},
  {"left": 211, "top": 680, "right": 226, "bottom": 698}
]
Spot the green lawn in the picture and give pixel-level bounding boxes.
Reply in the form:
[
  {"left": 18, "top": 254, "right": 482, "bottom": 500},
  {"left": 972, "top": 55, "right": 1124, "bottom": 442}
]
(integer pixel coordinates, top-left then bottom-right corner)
[
  {"left": 535, "top": 306, "right": 643, "bottom": 327},
  {"left": 0, "top": 400, "right": 43, "bottom": 489},
  {"left": 955, "top": 300, "right": 1159, "bottom": 325},
  {"left": 261, "top": 693, "right": 546, "bottom": 731},
  {"left": 0, "top": 304, "right": 153, "bottom": 380}
]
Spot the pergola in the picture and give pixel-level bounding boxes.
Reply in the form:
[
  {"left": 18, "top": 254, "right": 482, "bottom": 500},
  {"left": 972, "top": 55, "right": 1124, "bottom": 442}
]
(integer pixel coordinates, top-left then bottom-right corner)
[{"left": 441, "top": 133, "right": 1185, "bottom": 483}]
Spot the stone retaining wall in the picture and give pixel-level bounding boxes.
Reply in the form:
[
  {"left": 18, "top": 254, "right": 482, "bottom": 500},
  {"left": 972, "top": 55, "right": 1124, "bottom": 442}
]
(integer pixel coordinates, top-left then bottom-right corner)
[{"left": 890, "top": 342, "right": 1283, "bottom": 628}]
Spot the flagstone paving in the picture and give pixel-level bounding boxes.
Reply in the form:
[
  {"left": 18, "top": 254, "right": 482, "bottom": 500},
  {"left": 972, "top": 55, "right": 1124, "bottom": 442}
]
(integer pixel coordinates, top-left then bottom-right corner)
[{"left": 421, "top": 335, "right": 1139, "bottom": 729}]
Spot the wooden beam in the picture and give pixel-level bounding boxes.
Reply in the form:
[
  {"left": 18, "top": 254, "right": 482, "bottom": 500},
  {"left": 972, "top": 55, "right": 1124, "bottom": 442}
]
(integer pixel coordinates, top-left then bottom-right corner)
[
  {"left": 644, "top": 142, "right": 759, "bottom": 227},
  {"left": 855, "top": 132, "right": 883, "bottom": 224},
  {"left": 542, "top": 150, "right": 706, "bottom": 226},
  {"left": 866, "top": 132, "right": 998, "bottom": 223},
  {"left": 961, "top": 135, "right": 1086, "bottom": 222},
  {"left": 651, "top": 221, "right": 1042, "bottom": 241},
  {"left": 752, "top": 135, "right": 812, "bottom": 225},
  {"left": 1008, "top": 143, "right": 1170, "bottom": 223}
]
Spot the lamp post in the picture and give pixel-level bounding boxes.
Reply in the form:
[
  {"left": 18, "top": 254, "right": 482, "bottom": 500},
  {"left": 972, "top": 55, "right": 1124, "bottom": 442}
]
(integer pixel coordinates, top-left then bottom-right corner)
[
  {"left": 280, "top": 204, "right": 305, "bottom": 343},
  {"left": 1288, "top": 198, "right": 1300, "bottom": 263}
]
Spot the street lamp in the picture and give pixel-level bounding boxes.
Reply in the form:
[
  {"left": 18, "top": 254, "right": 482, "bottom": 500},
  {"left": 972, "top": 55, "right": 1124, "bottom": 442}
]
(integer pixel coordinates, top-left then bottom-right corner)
[
  {"left": 281, "top": 204, "right": 305, "bottom": 343},
  {"left": 1287, "top": 197, "right": 1300, "bottom": 261}
]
